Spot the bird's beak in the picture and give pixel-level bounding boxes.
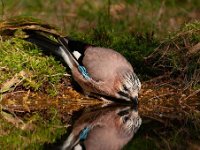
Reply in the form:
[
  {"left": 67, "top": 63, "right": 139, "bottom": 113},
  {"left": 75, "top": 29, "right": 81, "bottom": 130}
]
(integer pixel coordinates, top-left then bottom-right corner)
[{"left": 131, "top": 96, "right": 138, "bottom": 108}]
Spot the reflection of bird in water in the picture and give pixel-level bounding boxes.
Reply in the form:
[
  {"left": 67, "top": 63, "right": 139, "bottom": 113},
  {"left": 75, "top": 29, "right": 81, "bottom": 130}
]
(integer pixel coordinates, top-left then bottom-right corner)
[
  {"left": 24, "top": 30, "right": 141, "bottom": 104},
  {"left": 61, "top": 104, "right": 142, "bottom": 150}
]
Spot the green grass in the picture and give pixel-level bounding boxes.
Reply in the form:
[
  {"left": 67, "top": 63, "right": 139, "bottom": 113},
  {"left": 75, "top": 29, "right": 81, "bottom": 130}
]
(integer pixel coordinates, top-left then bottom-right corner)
[
  {"left": 0, "top": 36, "right": 65, "bottom": 94},
  {"left": 1, "top": 0, "right": 199, "bottom": 37}
]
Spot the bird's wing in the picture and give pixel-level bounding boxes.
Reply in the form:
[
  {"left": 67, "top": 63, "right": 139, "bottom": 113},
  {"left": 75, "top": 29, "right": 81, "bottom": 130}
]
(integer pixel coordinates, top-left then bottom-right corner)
[
  {"left": 82, "top": 47, "right": 133, "bottom": 82},
  {"left": 58, "top": 37, "right": 89, "bottom": 65}
]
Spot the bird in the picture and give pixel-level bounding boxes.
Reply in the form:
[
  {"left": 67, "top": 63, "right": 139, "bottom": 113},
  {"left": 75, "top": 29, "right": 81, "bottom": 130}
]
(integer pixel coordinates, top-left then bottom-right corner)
[
  {"left": 24, "top": 30, "right": 141, "bottom": 104},
  {"left": 61, "top": 104, "right": 142, "bottom": 150}
]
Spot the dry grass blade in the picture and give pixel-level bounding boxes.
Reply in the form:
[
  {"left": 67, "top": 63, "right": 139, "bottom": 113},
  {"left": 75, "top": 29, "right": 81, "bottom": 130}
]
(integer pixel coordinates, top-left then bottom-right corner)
[
  {"left": 0, "top": 70, "right": 26, "bottom": 93},
  {"left": 186, "top": 42, "right": 200, "bottom": 56},
  {"left": 145, "top": 22, "right": 200, "bottom": 89},
  {"left": 1, "top": 110, "right": 24, "bottom": 128}
]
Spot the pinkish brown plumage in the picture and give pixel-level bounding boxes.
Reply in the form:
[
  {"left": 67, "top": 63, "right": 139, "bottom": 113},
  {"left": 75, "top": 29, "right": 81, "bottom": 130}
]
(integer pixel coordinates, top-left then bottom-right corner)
[{"left": 25, "top": 31, "right": 141, "bottom": 104}]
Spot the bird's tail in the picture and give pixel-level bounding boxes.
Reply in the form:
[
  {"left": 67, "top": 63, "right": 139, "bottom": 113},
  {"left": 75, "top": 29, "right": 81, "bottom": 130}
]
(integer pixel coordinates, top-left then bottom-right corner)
[{"left": 24, "top": 30, "right": 79, "bottom": 69}]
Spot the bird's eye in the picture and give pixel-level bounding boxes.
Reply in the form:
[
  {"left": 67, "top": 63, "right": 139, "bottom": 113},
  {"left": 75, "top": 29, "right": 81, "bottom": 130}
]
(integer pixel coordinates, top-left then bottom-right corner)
[
  {"left": 117, "top": 109, "right": 129, "bottom": 116},
  {"left": 123, "top": 85, "right": 129, "bottom": 91}
]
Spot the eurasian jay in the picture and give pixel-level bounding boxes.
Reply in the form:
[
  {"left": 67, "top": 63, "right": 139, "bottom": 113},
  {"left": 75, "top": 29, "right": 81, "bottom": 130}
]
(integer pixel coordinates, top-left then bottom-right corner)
[
  {"left": 61, "top": 104, "right": 142, "bottom": 150},
  {"left": 24, "top": 30, "right": 141, "bottom": 104}
]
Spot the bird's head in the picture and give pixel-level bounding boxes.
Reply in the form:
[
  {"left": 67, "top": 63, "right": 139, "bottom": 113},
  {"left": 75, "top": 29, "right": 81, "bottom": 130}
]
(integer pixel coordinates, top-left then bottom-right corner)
[
  {"left": 117, "top": 106, "right": 142, "bottom": 136},
  {"left": 116, "top": 71, "right": 141, "bottom": 105}
]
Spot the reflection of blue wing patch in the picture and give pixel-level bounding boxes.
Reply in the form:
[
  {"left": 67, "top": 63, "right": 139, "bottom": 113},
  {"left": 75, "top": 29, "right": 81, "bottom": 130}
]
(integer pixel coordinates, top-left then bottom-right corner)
[
  {"left": 79, "top": 127, "right": 90, "bottom": 141},
  {"left": 78, "top": 65, "right": 90, "bottom": 80}
]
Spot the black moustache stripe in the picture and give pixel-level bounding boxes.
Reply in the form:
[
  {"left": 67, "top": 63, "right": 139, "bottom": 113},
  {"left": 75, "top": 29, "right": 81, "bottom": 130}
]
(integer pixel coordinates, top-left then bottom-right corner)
[{"left": 117, "top": 91, "right": 129, "bottom": 98}]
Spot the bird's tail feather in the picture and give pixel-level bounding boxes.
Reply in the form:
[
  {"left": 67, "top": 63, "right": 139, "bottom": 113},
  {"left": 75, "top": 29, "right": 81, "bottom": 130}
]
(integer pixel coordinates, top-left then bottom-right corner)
[{"left": 24, "top": 30, "right": 79, "bottom": 69}]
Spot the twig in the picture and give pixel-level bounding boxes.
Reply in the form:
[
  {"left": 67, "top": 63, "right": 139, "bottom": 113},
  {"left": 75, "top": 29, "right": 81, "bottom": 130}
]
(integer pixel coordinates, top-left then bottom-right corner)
[
  {"left": 155, "top": 81, "right": 176, "bottom": 88},
  {"left": 6, "top": 90, "right": 27, "bottom": 94},
  {"left": 156, "top": 133, "right": 171, "bottom": 150},
  {"left": 172, "top": 41, "right": 180, "bottom": 50},
  {"left": 153, "top": 43, "right": 170, "bottom": 66},
  {"left": 44, "top": 73, "right": 70, "bottom": 77},
  {"left": 141, "top": 114, "right": 165, "bottom": 124},
  {"left": 144, "top": 72, "right": 172, "bottom": 83},
  {"left": 187, "top": 42, "right": 200, "bottom": 56},
  {"left": 181, "top": 89, "right": 200, "bottom": 101}
]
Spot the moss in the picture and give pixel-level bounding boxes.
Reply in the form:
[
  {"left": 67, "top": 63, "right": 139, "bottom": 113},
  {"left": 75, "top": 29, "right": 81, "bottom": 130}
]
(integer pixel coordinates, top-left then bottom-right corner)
[{"left": 0, "top": 36, "right": 65, "bottom": 93}]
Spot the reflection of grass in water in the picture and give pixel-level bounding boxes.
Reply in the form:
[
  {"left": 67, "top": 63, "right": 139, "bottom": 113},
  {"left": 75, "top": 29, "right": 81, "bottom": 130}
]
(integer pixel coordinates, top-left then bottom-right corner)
[{"left": 0, "top": 108, "right": 66, "bottom": 149}]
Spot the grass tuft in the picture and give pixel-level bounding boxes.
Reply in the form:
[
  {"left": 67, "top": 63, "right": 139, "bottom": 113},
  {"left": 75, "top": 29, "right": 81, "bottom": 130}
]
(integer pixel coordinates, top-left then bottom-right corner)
[
  {"left": 146, "top": 21, "right": 200, "bottom": 88},
  {"left": 0, "top": 35, "right": 65, "bottom": 94}
]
